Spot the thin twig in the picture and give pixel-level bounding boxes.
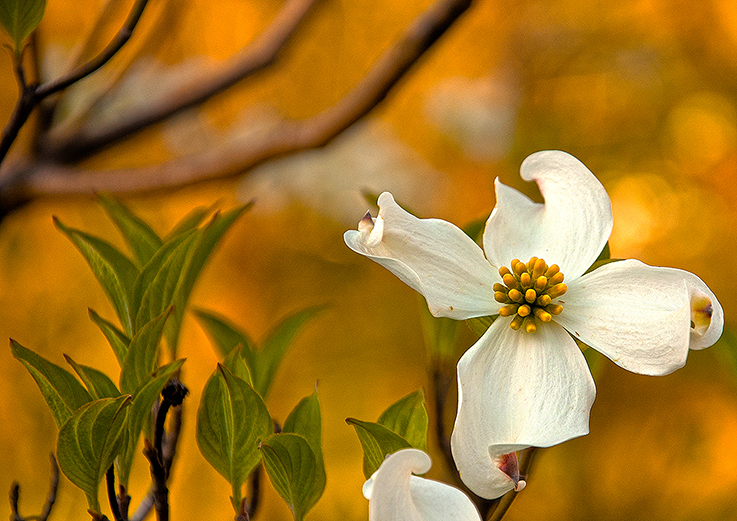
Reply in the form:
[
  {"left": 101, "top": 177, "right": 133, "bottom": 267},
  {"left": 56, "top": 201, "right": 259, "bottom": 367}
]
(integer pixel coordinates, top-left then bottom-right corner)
[
  {"left": 9, "top": 481, "right": 23, "bottom": 521},
  {"left": 38, "top": 455, "right": 60, "bottom": 521},
  {"left": 0, "top": 0, "right": 473, "bottom": 208},
  {"left": 43, "top": 0, "right": 320, "bottom": 161},
  {"left": 106, "top": 465, "right": 124, "bottom": 521},
  {"left": 244, "top": 466, "right": 261, "bottom": 519},
  {"left": 34, "top": 0, "right": 151, "bottom": 98},
  {"left": 0, "top": 0, "right": 151, "bottom": 167},
  {"left": 432, "top": 364, "right": 456, "bottom": 475}
]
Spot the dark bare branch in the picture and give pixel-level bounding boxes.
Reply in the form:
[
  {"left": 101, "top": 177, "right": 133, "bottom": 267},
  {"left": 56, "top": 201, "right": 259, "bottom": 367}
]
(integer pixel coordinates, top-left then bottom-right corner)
[
  {"left": 3, "top": 0, "right": 473, "bottom": 203},
  {"left": 38, "top": 455, "right": 60, "bottom": 521},
  {"left": 43, "top": 0, "right": 320, "bottom": 161}
]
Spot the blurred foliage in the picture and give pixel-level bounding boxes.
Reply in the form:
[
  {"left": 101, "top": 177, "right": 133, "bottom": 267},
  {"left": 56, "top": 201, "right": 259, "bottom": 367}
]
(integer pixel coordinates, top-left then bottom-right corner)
[{"left": 2, "top": 0, "right": 737, "bottom": 520}]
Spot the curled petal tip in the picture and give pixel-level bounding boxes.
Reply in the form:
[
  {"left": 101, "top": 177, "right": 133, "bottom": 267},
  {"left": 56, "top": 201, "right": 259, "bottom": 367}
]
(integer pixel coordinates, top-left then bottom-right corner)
[
  {"left": 358, "top": 212, "right": 384, "bottom": 247},
  {"left": 514, "top": 480, "right": 526, "bottom": 492}
]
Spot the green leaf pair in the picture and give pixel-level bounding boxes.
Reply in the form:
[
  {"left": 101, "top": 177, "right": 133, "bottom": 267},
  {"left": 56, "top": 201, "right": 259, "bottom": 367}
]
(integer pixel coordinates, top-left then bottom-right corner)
[
  {"left": 261, "top": 390, "right": 325, "bottom": 521},
  {"left": 194, "top": 306, "right": 324, "bottom": 398},
  {"left": 347, "top": 389, "right": 429, "bottom": 479}
]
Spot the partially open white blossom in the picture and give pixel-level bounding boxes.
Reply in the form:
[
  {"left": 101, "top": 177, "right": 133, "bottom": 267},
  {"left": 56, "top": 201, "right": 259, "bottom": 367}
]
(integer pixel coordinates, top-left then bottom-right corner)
[
  {"left": 363, "top": 449, "right": 482, "bottom": 521},
  {"left": 344, "top": 150, "right": 723, "bottom": 499}
]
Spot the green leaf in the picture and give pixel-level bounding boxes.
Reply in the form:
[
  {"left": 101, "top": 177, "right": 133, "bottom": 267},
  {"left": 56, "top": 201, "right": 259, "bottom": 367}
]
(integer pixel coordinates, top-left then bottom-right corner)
[
  {"left": 54, "top": 217, "right": 139, "bottom": 335},
  {"left": 196, "top": 364, "right": 272, "bottom": 506},
  {"left": 164, "top": 204, "right": 214, "bottom": 241},
  {"left": 585, "top": 242, "right": 621, "bottom": 274},
  {"left": 0, "top": 0, "right": 46, "bottom": 54},
  {"left": 222, "top": 345, "right": 253, "bottom": 386},
  {"left": 465, "top": 315, "right": 496, "bottom": 338},
  {"left": 131, "top": 228, "right": 198, "bottom": 321},
  {"left": 56, "top": 395, "right": 130, "bottom": 510},
  {"left": 97, "top": 194, "right": 163, "bottom": 267},
  {"left": 193, "top": 308, "right": 255, "bottom": 359},
  {"left": 462, "top": 216, "right": 486, "bottom": 244},
  {"left": 166, "top": 205, "right": 250, "bottom": 353},
  {"left": 254, "top": 306, "right": 324, "bottom": 398},
  {"left": 260, "top": 433, "right": 321, "bottom": 521},
  {"left": 119, "top": 309, "right": 171, "bottom": 395},
  {"left": 195, "top": 306, "right": 323, "bottom": 398},
  {"left": 88, "top": 309, "right": 130, "bottom": 366},
  {"left": 345, "top": 418, "right": 412, "bottom": 479},
  {"left": 118, "top": 359, "right": 184, "bottom": 487},
  {"left": 378, "top": 389, "right": 428, "bottom": 452},
  {"left": 64, "top": 355, "right": 120, "bottom": 400},
  {"left": 11, "top": 339, "right": 91, "bottom": 428},
  {"left": 283, "top": 390, "right": 325, "bottom": 509}
]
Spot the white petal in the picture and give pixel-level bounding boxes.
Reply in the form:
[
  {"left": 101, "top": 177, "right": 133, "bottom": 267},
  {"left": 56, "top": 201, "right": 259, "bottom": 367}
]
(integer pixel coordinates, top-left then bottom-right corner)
[
  {"left": 365, "top": 449, "right": 482, "bottom": 521},
  {"left": 344, "top": 192, "right": 501, "bottom": 319},
  {"left": 556, "top": 259, "right": 723, "bottom": 375},
  {"left": 451, "top": 319, "right": 595, "bottom": 499},
  {"left": 483, "top": 151, "right": 612, "bottom": 281}
]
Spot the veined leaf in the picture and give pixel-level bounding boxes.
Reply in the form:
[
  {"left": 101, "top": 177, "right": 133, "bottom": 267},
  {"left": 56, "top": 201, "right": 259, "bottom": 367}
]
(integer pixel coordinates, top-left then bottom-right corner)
[
  {"left": 0, "top": 0, "right": 46, "bottom": 54},
  {"left": 196, "top": 306, "right": 323, "bottom": 398},
  {"left": 167, "top": 204, "right": 251, "bottom": 353},
  {"left": 193, "top": 309, "right": 255, "bottom": 359},
  {"left": 88, "top": 309, "right": 130, "bottom": 366},
  {"left": 64, "top": 355, "right": 120, "bottom": 400},
  {"left": 54, "top": 217, "right": 138, "bottom": 335},
  {"left": 419, "top": 303, "right": 462, "bottom": 359},
  {"left": 118, "top": 358, "right": 184, "bottom": 487},
  {"left": 222, "top": 345, "right": 253, "bottom": 386},
  {"left": 346, "top": 418, "right": 411, "bottom": 479},
  {"left": 256, "top": 306, "right": 324, "bottom": 398},
  {"left": 196, "top": 364, "right": 272, "bottom": 505},
  {"left": 57, "top": 395, "right": 130, "bottom": 511},
  {"left": 283, "top": 390, "right": 325, "bottom": 512},
  {"left": 97, "top": 194, "right": 163, "bottom": 267},
  {"left": 260, "top": 433, "right": 321, "bottom": 521},
  {"left": 378, "top": 389, "right": 428, "bottom": 452},
  {"left": 131, "top": 228, "right": 198, "bottom": 320},
  {"left": 11, "top": 339, "right": 91, "bottom": 427},
  {"left": 119, "top": 309, "right": 171, "bottom": 395},
  {"left": 465, "top": 315, "right": 496, "bottom": 337}
]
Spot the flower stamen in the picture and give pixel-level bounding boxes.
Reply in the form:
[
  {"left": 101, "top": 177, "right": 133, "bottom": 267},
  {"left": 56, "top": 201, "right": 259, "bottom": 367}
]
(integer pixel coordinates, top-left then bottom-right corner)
[{"left": 496, "top": 258, "right": 566, "bottom": 332}]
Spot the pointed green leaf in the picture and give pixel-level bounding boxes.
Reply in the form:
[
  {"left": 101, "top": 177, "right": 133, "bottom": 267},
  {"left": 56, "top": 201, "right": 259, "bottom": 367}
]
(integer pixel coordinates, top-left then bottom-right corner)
[
  {"left": 167, "top": 205, "right": 250, "bottom": 353},
  {"left": 378, "top": 389, "right": 428, "bottom": 452},
  {"left": 57, "top": 395, "right": 130, "bottom": 510},
  {"left": 255, "top": 306, "right": 324, "bottom": 398},
  {"left": 283, "top": 390, "right": 325, "bottom": 512},
  {"left": 465, "top": 315, "right": 496, "bottom": 338},
  {"left": 164, "top": 205, "right": 214, "bottom": 241},
  {"left": 260, "top": 433, "right": 321, "bottom": 521},
  {"left": 131, "top": 228, "right": 198, "bottom": 320},
  {"left": 118, "top": 358, "right": 184, "bottom": 486},
  {"left": 193, "top": 309, "right": 256, "bottom": 360},
  {"left": 0, "top": 0, "right": 46, "bottom": 54},
  {"left": 345, "top": 418, "right": 412, "bottom": 479},
  {"left": 134, "top": 230, "right": 198, "bottom": 331},
  {"left": 11, "top": 339, "right": 91, "bottom": 427},
  {"left": 97, "top": 194, "right": 163, "bottom": 267},
  {"left": 119, "top": 309, "right": 171, "bottom": 395},
  {"left": 64, "top": 355, "right": 120, "bottom": 400},
  {"left": 54, "top": 217, "right": 138, "bottom": 335},
  {"left": 196, "top": 364, "right": 272, "bottom": 505},
  {"left": 88, "top": 309, "right": 130, "bottom": 366},
  {"left": 222, "top": 345, "right": 253, "bottom": 386}
]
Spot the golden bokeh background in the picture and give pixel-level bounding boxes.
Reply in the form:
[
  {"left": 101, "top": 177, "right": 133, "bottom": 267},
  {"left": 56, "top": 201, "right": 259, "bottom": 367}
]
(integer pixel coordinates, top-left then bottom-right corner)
[{"left": 1, "top": 0, "right": 736, "bottom": 520}]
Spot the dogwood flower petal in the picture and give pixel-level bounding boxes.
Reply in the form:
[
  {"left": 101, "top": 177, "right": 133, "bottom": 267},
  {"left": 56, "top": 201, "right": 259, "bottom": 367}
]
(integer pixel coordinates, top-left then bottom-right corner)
[
  {"left": 555, "top": 259, "right": 724, "bottom": 376},
  {"left": 363, "top": 449, "right": 482, "bottom": 521},
  {"left": 344, "top": 192, "right": 501, "bottom": 319},
  {"left": 483, "top": 151, "right": 612, "bottom": 281},
  {"left": 451, "top": 319, "right": 595, "bottom": 499}
]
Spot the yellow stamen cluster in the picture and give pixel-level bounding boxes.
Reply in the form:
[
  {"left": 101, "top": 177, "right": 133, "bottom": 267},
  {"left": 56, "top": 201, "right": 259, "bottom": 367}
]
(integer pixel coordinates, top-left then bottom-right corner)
[{"left": 494, "top": 257, "right": 567, "bottom": 333}]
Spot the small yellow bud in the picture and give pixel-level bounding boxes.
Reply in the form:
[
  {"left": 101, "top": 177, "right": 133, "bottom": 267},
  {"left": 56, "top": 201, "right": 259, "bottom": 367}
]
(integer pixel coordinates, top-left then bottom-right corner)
[
  {"left": 524, "top": 289, "right": 537, "bottom": 303},
  {"left": 520, "top": 272, "right": 532, "bottom": 288},
  {"left": 508, "top": 289, "right": 524, "bottom": 302},
  {"left": 494, "top": 291, "right": 509, "bottom": 303},
  {"left": 518, "top": 304, "right": 531, "bottom": 317},
  {"left": 534, "top": 276, "right": 548, "bottom": 292},
  {"left": 510, "top": 315, "right": 524, "bottom": 330},
  {"left": 499, "top": 304, "right": 519, "bottom": 317},
  {"left": 546, "top": 283, "right": 567, "bottom": 299}
]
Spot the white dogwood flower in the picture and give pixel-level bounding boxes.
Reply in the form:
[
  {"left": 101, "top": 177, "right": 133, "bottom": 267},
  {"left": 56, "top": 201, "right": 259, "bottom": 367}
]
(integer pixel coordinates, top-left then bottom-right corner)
[
  {"left": 363, "top": 449, "right": 482, "bottom": 521},
  {"left": 344, "top": 150, "right": 723, "bottom": 499}
]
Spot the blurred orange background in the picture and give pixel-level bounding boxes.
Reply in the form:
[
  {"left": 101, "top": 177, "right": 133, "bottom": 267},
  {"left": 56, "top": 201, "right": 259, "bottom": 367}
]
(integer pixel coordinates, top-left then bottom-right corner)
[{"left": 1, "top": 0, "right": 736, "bottom": 520}]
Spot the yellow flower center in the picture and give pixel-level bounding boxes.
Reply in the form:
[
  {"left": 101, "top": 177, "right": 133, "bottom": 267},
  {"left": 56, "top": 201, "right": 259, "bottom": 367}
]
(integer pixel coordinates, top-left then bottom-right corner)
[{"left": 494, "top": 257, "right": 567, "bottom": 333}]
